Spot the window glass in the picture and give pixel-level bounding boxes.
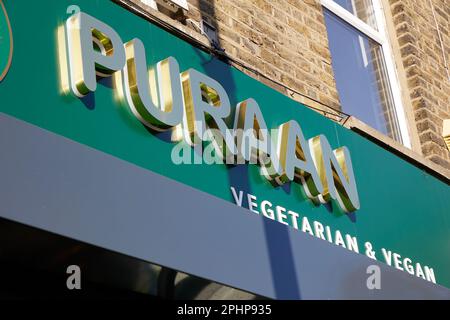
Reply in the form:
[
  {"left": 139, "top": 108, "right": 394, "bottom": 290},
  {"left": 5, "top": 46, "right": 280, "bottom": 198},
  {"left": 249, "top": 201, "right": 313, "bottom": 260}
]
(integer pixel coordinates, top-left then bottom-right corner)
[{"left": 324, "top": 9, "right": 402, "bottom": 142}]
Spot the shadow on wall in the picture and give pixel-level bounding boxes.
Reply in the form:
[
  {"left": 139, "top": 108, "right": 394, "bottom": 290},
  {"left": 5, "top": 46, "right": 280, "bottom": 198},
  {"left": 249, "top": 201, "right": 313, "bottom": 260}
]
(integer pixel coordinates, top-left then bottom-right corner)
[
  {"left": 147, "top": 0, "right": 302, "bottom": 299},
  {"left": 185, "top": 0, "right": 301, "bottom": 299}
]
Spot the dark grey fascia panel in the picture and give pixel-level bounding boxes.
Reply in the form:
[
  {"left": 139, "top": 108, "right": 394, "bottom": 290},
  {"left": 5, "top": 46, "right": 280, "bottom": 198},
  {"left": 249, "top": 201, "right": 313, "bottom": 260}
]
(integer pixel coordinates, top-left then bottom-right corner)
[{"left": 0, "top": 112, "right": 449, "bottom": 300}]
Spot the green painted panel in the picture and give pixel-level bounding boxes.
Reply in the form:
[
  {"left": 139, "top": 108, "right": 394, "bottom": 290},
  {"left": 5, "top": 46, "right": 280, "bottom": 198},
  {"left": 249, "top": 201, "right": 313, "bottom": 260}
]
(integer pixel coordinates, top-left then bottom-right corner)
[{"left": 0, "top": 0, "right": 449, "bottom": 289}]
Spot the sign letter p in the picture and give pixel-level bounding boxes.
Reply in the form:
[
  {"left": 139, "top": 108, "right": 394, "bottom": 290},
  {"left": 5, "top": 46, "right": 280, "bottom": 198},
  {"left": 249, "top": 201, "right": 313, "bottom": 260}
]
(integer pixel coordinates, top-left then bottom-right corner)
[{"left": 65, "top": 12, "right": 125, "bottom": 97}]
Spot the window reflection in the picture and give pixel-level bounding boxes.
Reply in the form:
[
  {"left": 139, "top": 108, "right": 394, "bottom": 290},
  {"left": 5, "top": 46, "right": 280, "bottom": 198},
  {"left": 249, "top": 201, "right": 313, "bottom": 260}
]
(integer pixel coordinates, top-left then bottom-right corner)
[
  {"left": 324, "top": 10, "right": 402, "bottom": 142},
  {"left": 333, "top": 0, "right": 378, "bottom": 30}
]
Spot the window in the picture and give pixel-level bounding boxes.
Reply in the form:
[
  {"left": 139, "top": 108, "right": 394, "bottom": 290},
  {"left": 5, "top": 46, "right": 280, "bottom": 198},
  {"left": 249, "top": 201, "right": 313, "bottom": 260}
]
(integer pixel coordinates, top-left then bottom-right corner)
[{"left": 322, "top": 0, "right": 411, "bottom": 147}]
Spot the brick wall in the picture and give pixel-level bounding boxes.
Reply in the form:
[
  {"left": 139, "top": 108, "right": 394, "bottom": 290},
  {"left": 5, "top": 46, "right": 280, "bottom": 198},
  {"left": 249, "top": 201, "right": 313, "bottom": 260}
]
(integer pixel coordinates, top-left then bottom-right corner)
[
  {"left": 389, "top": 0, "right": 450, "bottom": 170},
  {"left": 184, "top": 0, "right": 341, "bottom": 111}
]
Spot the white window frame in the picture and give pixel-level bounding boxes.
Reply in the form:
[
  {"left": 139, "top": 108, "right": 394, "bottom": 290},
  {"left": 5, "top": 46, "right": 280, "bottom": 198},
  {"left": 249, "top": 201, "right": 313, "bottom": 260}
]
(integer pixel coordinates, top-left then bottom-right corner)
[{"left": 321, "top": 0, "right": 411, "bottom": 148}]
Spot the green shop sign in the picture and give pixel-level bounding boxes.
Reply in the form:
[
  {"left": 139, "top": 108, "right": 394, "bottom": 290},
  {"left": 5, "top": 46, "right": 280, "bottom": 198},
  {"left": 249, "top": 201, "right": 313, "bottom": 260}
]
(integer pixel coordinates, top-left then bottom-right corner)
[{"left": 0, "top": 0, "right": 449, "bottom": 292}]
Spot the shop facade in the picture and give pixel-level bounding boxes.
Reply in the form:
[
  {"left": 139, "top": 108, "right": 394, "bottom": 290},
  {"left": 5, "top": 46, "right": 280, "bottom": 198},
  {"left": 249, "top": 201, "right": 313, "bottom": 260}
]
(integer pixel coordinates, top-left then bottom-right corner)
[{"left": 0, "top": 0, "right": 449, "bottom": 299}]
